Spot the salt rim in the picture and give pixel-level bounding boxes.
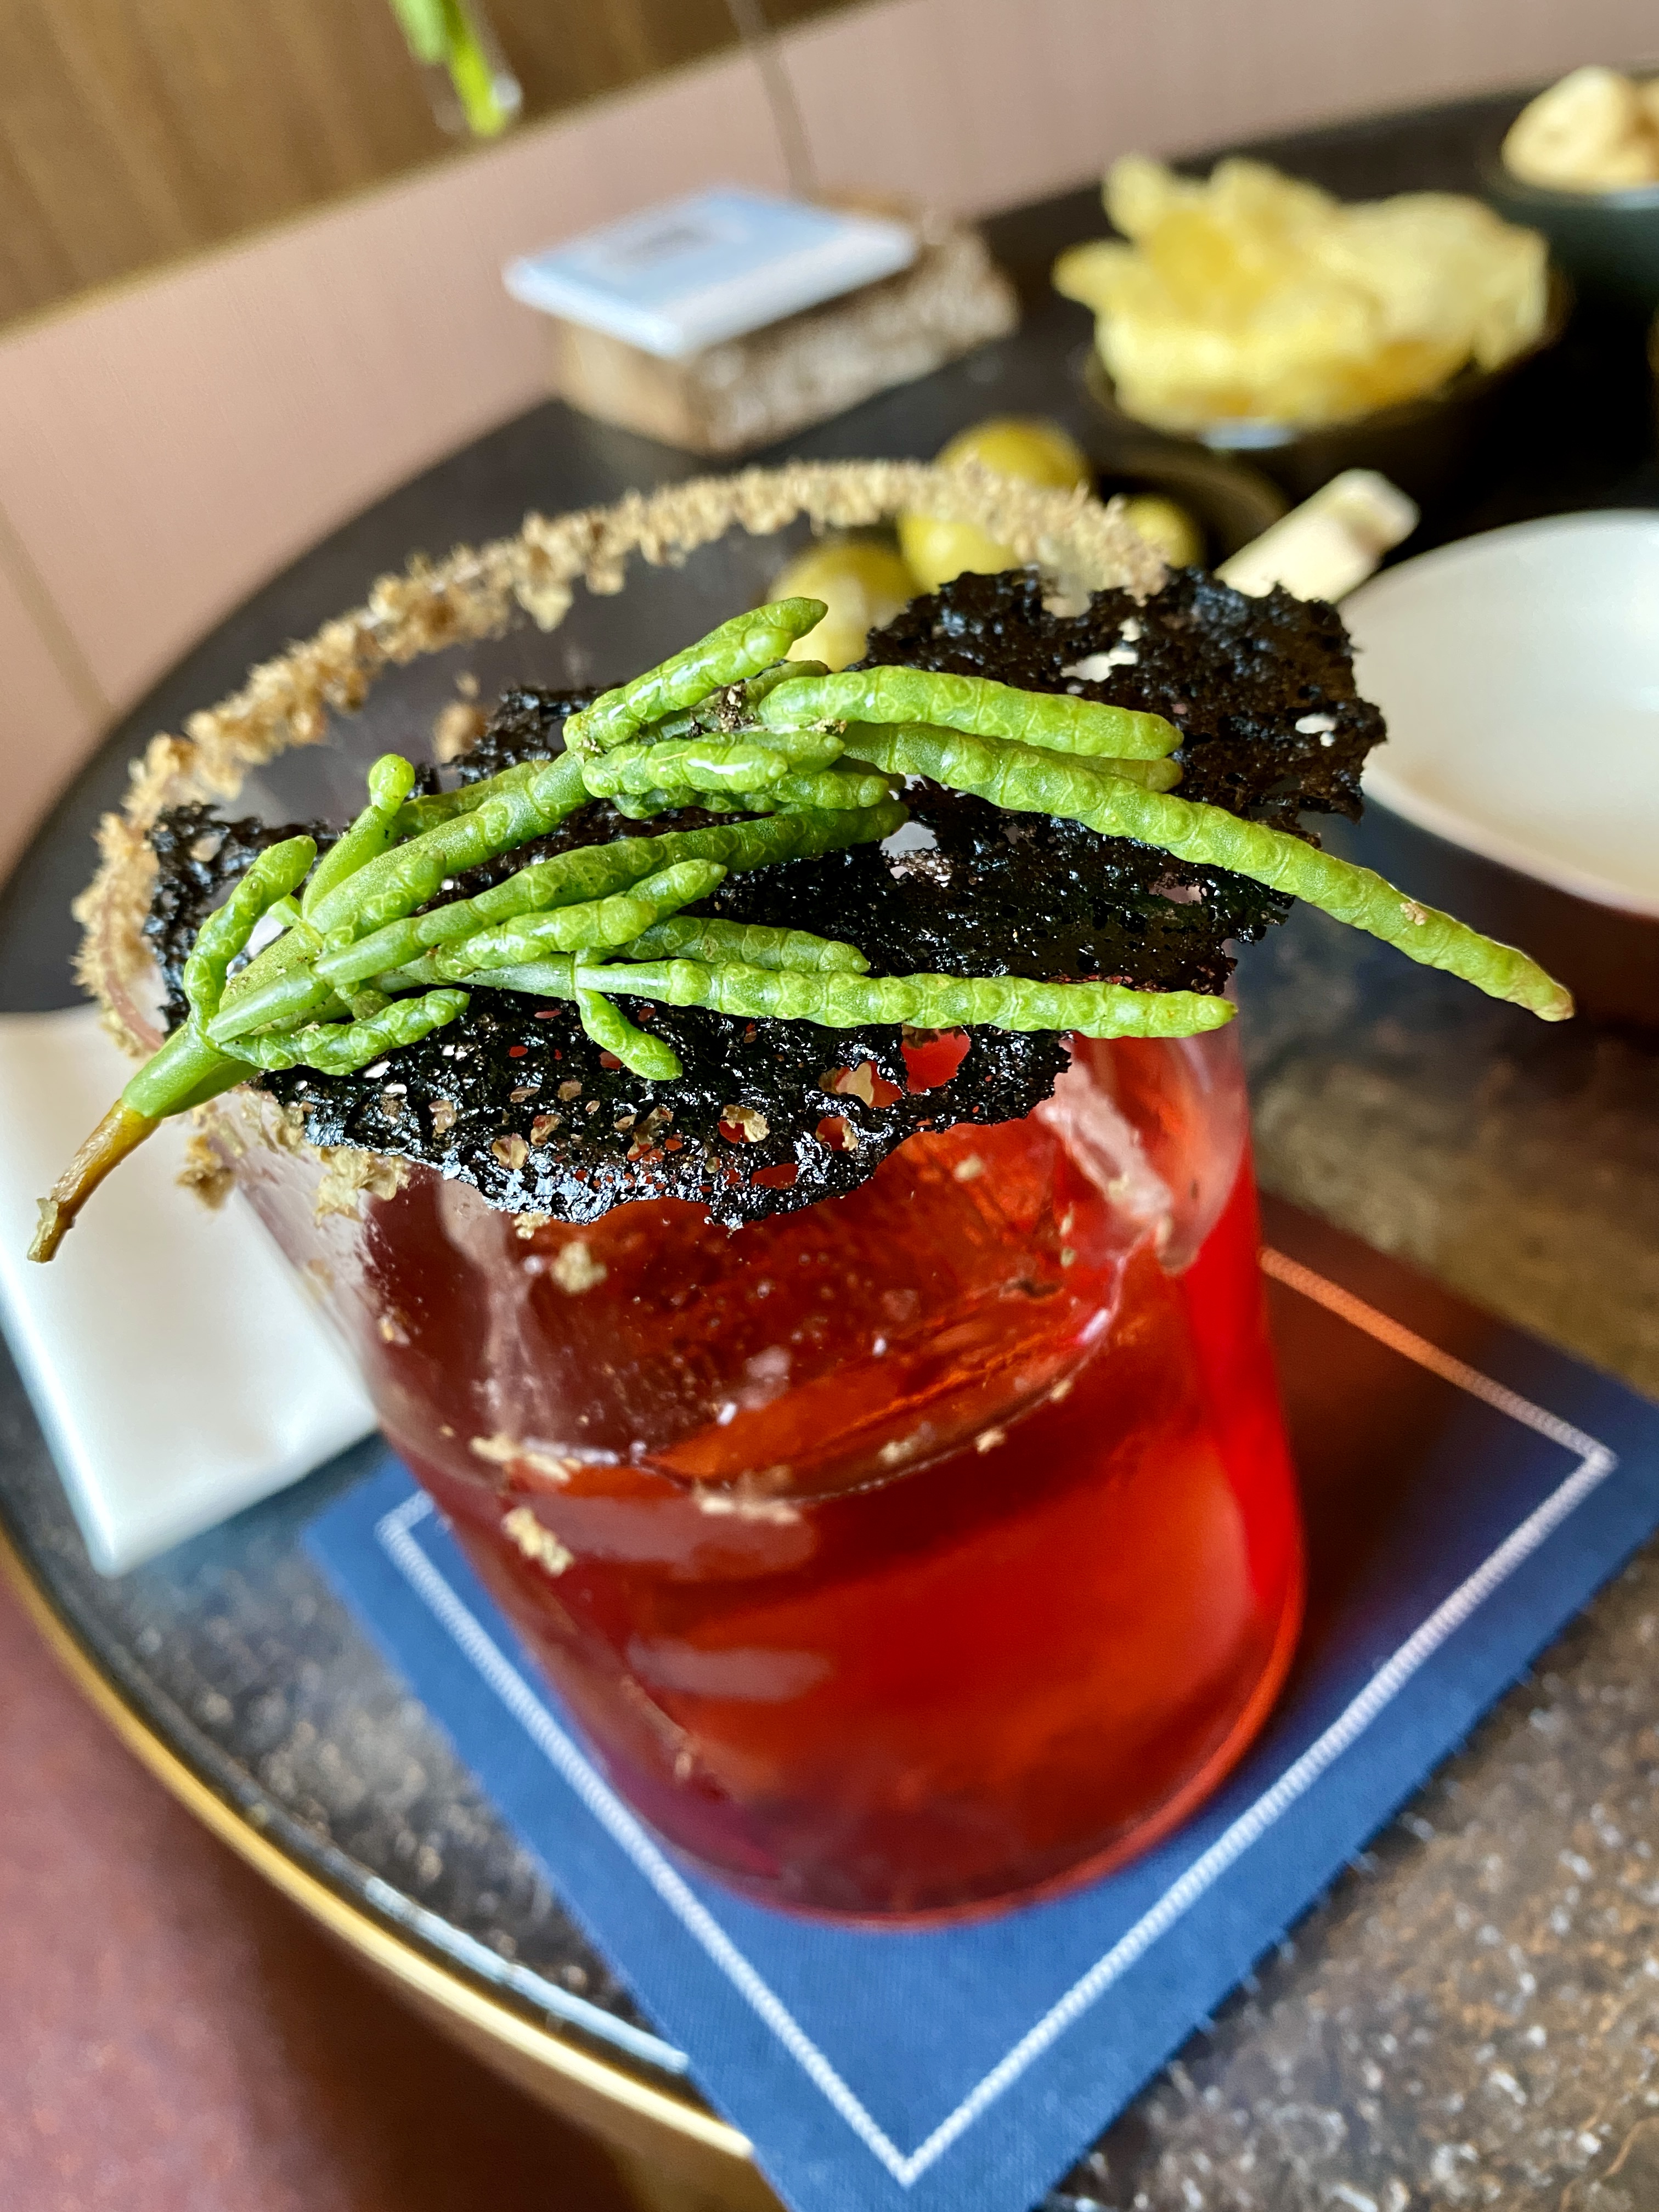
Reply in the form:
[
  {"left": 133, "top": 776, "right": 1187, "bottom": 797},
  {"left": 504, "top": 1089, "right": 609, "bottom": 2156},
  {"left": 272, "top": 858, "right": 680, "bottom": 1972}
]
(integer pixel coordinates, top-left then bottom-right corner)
[{"left": 75, "top": 460, "right": 1164, "bottom": 1091}]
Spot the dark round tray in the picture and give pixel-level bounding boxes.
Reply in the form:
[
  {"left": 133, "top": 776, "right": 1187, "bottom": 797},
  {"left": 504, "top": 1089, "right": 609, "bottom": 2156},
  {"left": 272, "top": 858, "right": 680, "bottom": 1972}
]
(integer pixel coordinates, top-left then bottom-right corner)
[{"left": 7, "top": 88, "right": 1659, "bottom": 2212}]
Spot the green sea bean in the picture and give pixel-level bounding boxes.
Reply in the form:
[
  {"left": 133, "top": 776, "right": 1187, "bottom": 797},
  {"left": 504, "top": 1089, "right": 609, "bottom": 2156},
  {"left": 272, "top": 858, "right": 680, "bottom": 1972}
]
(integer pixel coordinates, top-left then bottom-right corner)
[
  {"left": 301, "top": 755, "right": 416, "bottom": 918},
  {"left": 581, "top": 733, "right": 839, "bottom": 799},
  {"left": 409, "top": 861, "right": 726, "bottom": 983},
  {"left": 757, "top": 668, "right": 1181, "bottom": 761},
  {"left": 608, "top": 791, "right": 680, "bottom": 820},
  {"left": 1089, "top": 755, "right": 1183, "bottom": 792},
  {"left": 445, "top": 953, "right": 686, "bottom": 1077},
  {"left": 564, "top": 601, "right": 827, "bottom": 757},
  {"left": 208, "top": 894, "right": 345, "bottom": 1041},
  {"left": 393, "top": 763, "right": 535, "bottom": 836},
  {"left": 632, "top": 660, "right": 829, "bottom": 748},
  {"left": 451, "top": 956, "right": 577, "bottom": 999},
  {"left": 753, "top": 767, "right": 896, "bottom": 811},
  {"left": 574, "top": 989, "right": 684, "bottom": 1081},
  {"left": 315, "top": 803, "right": 903, "bottom": 990},
  {"left": 623, "top": 916, "right": 869, "bottom": 972},
  {"left": 224, "top": 990, "right": 471, "bottom": 1074},
  {"left": 182, "top": 836, "right": 317, "bottom": 1020},
  {"left": 208, "top": 964, "right": 350, "bottom": 1045},
  {"left": 851, "top": 724, "right": 1573, "bottom": 1020},
  {"left": 392, "top": 750, "right": 627, "bottom": 838},
  {"left": 723, "top": 657, "right": 829, "bottom": 716},
  {"left": 132, "top": 850, "right": 325, "bottom": 1124},
  {"left": 307, "top": 752, "right": 589, "bottom": 939},
  {"left": 574, "top": 957, "right": 1234, "bottom": 1040}
]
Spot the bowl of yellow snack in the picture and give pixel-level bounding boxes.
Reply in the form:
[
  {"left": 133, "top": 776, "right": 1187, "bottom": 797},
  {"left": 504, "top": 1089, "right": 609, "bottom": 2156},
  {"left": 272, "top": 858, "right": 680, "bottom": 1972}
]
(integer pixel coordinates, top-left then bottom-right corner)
[
  {"left": 1060, "top": 155, "right": 1566, "bottom": 508},
  {"left": 1488, "top": 66, "right": 1659, "bottom": 314}
]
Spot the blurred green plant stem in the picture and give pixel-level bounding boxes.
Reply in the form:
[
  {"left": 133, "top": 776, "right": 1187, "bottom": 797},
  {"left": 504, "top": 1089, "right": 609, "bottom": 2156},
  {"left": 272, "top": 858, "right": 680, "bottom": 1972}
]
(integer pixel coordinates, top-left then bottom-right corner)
[{"left": 388, "top": 0, "right": 521, "bottom": 138}]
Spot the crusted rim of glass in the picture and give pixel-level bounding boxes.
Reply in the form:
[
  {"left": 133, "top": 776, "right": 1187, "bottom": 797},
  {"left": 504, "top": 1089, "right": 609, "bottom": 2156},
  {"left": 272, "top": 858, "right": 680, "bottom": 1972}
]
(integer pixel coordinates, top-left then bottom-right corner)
[{"left": 75, "top": 458, "right": 1165, "bottom": 1080}]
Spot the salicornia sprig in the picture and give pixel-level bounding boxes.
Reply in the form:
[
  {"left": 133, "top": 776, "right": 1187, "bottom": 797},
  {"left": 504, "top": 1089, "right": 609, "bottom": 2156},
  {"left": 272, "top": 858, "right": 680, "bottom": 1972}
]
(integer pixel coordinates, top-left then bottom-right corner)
[
  {"left": 30, "top": 589, "right": 1573, "bottom": 1262},
  {"left": 580, "top": 731, "right": 843, "bottom": 798},
  {"left": 182, "top": 837, "right": 318, "bottom": 1019},
  {"left": 572, "top": 958, "right": 1236, "bottom": 1040},
  {"left": 29, "top": 834, "right": 318, "bottom": 1261},
  {"left": 222, "top": 989, "right": 472, "bottom": 1073},
  {"left": 1081, "top": 755, "right": 1184, "bottom": 792},
  {"left": 847, "top": 723, "right": 1572, "bottom": 1020},
  {"left": 758, "top": 767, "right": 898, "bottom": 811},
  {"left": 316, "top": 802, "right": 906, "bottom": 990},
  {"left": 309, "top": 752, "right": 589, "bottom": 938},
  {"left": 301, "top": 754, "right": 416, "bottom": 918},
  {"left": 574, "top": 987, "right": 685, "bottom": 1080},
  {"left": 623, "top": 916, "right": 870, "bottom": 971},
  {"left": 563, "top": 600, "right": 828, "bottom": 757},
  {"left": 407, "top": 861, "right": 727, "bottom": 983},
  {"left": 757, "top": 667, "right": 1181, "bottom": 761}
]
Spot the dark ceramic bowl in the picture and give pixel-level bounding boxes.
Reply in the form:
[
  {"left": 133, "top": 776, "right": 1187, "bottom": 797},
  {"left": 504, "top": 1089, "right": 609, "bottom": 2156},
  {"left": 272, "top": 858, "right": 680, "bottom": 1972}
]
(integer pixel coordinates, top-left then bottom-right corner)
[
  {"left": 1486, "top": 150, "right": 1659, "bottom": 316},
  {"left": 1081, "top": 272, "right": 1571, "bottom": 513},
  {"left": 1090, "top": 432, "right": 1287, "bottom": 564}
]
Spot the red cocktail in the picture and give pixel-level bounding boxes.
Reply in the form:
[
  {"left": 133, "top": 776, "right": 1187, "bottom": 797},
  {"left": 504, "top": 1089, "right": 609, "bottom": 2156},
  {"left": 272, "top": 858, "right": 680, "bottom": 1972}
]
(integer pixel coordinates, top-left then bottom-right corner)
[{"left": 245, "top": 1027, "right": 1301, "bottom": 1920}]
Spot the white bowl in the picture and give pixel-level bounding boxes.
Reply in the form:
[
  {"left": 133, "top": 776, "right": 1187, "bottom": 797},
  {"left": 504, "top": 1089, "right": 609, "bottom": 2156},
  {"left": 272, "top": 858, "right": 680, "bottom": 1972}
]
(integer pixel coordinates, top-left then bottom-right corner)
[{"left": 1344, "top": 512, "right": 1659, "bottom": 923}]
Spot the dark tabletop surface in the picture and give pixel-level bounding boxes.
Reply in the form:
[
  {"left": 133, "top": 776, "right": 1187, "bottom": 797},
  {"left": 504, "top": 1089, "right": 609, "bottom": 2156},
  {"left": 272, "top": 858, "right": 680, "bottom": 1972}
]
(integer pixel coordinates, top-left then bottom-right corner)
[{"left": 6, "top": 83, "right": 1659, "bottom": 2212}]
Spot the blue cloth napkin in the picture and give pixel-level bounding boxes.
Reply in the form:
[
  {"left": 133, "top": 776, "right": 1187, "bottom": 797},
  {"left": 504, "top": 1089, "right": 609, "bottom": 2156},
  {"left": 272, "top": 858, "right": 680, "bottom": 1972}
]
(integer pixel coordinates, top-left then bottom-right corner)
[{"left": 307, "top": 1242, "right": 1659, "bottom": 2212}]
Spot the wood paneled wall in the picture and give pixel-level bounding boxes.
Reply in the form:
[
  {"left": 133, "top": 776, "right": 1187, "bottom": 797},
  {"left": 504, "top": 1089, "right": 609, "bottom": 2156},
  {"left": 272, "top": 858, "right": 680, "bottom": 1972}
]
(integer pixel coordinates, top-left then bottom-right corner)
[{"left": 0, "top": 0, "right": 845, "bottom": 331}]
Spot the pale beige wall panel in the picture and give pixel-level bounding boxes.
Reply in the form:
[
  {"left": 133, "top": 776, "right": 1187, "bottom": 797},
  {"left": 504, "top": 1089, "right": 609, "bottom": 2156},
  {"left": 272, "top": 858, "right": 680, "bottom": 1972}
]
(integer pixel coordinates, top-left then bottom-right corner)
[
  {"left": 0, "top": 546, "right": 103, "bottom": 883},
  {"left": 781, "top": 0, "right": 1659, "bottom": 215},
  {"left": 0, "top": 49, "right": 786, "bottom": 721}
]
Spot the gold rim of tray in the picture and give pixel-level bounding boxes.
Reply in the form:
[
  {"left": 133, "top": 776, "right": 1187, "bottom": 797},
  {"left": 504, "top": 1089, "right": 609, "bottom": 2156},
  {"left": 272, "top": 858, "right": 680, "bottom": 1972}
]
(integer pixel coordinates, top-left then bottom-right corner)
[{"left": 0, "top": 1519, "right": 786, "bottom": 2200}]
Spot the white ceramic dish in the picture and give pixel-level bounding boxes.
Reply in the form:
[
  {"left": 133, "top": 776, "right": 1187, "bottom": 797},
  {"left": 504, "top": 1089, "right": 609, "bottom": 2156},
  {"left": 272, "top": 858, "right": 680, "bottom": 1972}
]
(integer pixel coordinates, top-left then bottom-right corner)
[{"left": 1344, "top": 512, "right": 1659, "bottom": 922}]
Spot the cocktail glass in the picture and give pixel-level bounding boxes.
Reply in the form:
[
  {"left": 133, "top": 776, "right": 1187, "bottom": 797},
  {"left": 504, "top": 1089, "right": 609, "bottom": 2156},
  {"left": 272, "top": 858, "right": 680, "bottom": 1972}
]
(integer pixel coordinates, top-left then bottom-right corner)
[
  {"left": 83, "top": 465, "right": 1302, "bottom": 1920},
  {"left": 228, "top": 1022, "right": 1301, "bottom": 1921}
]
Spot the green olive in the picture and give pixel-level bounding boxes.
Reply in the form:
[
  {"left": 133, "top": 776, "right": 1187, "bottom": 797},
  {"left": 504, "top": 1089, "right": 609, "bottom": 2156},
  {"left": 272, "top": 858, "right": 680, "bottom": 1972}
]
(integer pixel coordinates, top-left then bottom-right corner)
[
  {"left": 1119, "top": 492, "right": 1204, "bottom": 568},
  {"left": 899, "top": 417, "right": 1093, "bottom": 592},
  {"left": 769, "top": 539, "right": 918, "bottom": 670}
]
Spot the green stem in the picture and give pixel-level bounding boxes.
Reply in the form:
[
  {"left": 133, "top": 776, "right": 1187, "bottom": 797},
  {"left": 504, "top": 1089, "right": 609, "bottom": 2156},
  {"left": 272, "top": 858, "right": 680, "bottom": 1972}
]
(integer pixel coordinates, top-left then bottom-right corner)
[
  {"left": 574, "top": 956, "right": 1235, "bottom": 1040},
  {"left": 122, "top": 1020, "right": 248, "bottom": 1119},
  {"left": 851, "top": 724, "right": 1573, "bottom": 1020},
  {"left": 30, "top": 1022, "right": 250, "bottom": 1260},
  {"left": 758, "top": 668, "right": 1181, "bottom": 761},
  {"left": 317, "top": 800, "right": 906, "bottom": 990},
  {"left": 575, "top": 989, "right": 685, "bottom": 1081},
  {"left": 564, "top": 601, "right": 827, "bottom": 757},
  {"left": 301, "top": 754, "right": 416, "bottom": 919},
  {"left": 411, "top": 860, "right": 727, "bottom": 984},
  {"left": 623, "top": 916, "right": 868, "bottom": 972},
  {"left": 29, "top": 1102, "right": 160, "bottom": 1262},
  {"left": 308, "top": 753, "right": 588, "bottom": 938}
]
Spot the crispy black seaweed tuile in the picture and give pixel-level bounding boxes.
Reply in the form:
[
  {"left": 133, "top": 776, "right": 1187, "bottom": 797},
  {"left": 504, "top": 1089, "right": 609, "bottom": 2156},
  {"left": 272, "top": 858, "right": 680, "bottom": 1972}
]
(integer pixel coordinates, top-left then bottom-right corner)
[
  {"left": 859, "top": 566, "right": 1383, "bottom": 829},
  {"left": 145, "top": 806, "right": 338, "bottom": 1030},
  {"left": 143, "top": 569, "right": 1385, "bottom": 1226}
]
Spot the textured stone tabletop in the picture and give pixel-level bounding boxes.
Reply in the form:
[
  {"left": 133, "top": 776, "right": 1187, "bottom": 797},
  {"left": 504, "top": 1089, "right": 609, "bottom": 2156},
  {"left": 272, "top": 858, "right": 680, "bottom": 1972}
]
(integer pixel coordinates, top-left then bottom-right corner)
[{"left": 1034, "top": 911, "right": 1659, "bottom": 2212}]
